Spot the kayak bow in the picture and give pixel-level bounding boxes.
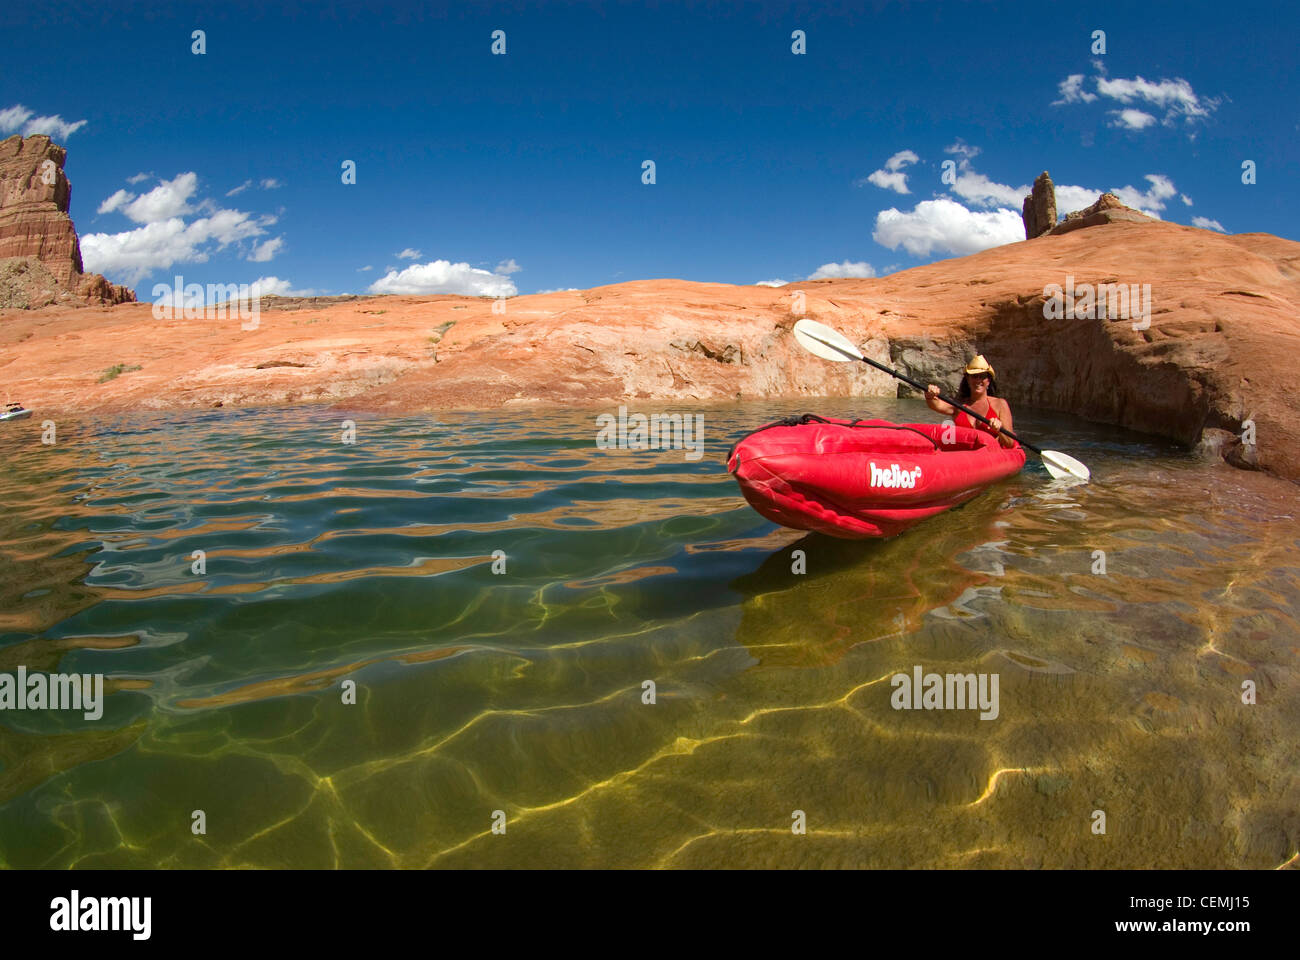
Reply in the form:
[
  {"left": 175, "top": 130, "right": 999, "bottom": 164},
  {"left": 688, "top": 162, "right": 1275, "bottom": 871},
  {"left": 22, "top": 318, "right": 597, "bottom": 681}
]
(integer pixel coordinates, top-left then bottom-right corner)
[{"left": 728, "top": 414, "right": 1025, "bottom": 538}]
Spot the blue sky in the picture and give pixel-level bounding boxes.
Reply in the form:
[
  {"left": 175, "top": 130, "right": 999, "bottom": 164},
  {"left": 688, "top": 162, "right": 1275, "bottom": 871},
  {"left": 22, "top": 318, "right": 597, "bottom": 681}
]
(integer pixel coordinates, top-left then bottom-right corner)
[{"left": 3, "top": 0, "right": 1296, "bottom": 298}]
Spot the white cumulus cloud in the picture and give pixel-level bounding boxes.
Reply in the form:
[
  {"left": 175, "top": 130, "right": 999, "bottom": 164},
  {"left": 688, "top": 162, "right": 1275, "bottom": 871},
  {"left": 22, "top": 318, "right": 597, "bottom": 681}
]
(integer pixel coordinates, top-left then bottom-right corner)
[
  {"left": 126, "top": 173, "right": 200, "bottom": 223},
  {"left": 98, "top": 189, "right": 134, "bottom": 215},
  {"left": 873, "top": 197, "right": 1025, "bottom": 257},
  {"left": 535, "top": 287, "right": 580, "bottom": 294},
  {"left": 1111, "top": 174, "right": 1176, "bottom": 217},
  {"left": 755, "top": 279, "right": 788, "bottom": 287},
  {"left": 866, "top": 171, "right": 909, "bottom": 194},
  {"left": 1053, "top": 174, "right": 1181, "bottom": 219},
  {"left": 935, "top": 143, "right": 1024, "bottom": 208},
  {"left": 860, "top": 149, "right": 919, "bottom": 194},
  {"left": 1110, "top": 109, "right": 1157, "bottom": 130},
  {"left": 864, "top": 140, "right": 1185, "bottom": 260},
  {"left": 951, "top": 171, "right": 1030, "bottom": 208},
  {"left": 1056, "top": 72, "right": 1218, "bottom": 129},
  {"left": 937, "top": 143, "right": 1029, "bottom": 209},
  {"left": 367, "top": 260, "right": 518, "bottom": 297},
  {"left": 248, "top": 236, "right": 284, "bottom": 262},
  {"left": 1192, "top": 216, "right": 1226, "bottom": 232},
  {"left": 871, "top": 146, "right": 1027, "bottom": 256},
  {"left": 1053, "top": 185, "right": 1106, "bottom": 214},
  {"left": 808, "top": 260, "right": 875, "bottom": 280},
  {"left": 82, "top": 172, "right": 276, "bottom": 285},
  {"left": 228, "top": 178, "right": 280, "bottom": 196},
  {"left": 1053, "top": 74, "right": 1098, "bottom": 105},
  {"left": 494, "top": 258, "right": 522, "bottom": 275},
  {"left": 944, "top": 141, "right": 981, "bottom": 160},
  {"left": 249, "top": 276, "right": 314, "bottom": 297},
  {"left": 97, "top": 173, "right": 202, "bottom": 225},
  {"left": 82, "top": 220, "right": 202, "bottom": 284},
  {"left": 82, "top": 212, "right": 272, "bottom": 285},
  {"left": 397, "top": 248, "right": 422, "bottom": 260},
  {"left": 1097, "top": 75, "right": 1213, "bottom": 120},
  {"left": 0, "top": 104, "right": 87, "bottom": 140}
]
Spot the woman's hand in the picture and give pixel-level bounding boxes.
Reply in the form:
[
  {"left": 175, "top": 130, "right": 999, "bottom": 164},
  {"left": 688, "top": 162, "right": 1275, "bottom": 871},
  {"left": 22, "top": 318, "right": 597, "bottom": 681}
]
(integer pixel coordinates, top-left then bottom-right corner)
[
  {"left": 924, "top": 383, "right": 954, "bottom": 416},
  {"left": 987, "top": 416, "right": 1002, "bottom": 434}
]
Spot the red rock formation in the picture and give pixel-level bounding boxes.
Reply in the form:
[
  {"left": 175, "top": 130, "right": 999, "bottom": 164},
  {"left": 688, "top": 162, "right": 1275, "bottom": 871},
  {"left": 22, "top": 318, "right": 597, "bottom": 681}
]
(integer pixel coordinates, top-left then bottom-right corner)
[
  {"left": 0, "top": 135, "right": 82, "bottom": 283},
  {"left": 1050, "top": 191, "right": 1154, "bottom": 236},
  {"left": 1021, "top": 171, "right": 1057, "bottom": 239},
  {"left": 0, "top": 219, "right": 1296, "bottom": 483},
  {"left": 0, "top": 134, "right": 134, "bottom": 307}
]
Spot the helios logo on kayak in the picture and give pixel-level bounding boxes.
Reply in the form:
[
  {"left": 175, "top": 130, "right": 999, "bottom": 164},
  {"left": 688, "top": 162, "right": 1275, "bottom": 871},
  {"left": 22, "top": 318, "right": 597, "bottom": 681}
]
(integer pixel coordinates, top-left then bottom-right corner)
[
  {"left": 596, "top": 405, "right": 705, "bottom": 461},
  {"left": 1042, "top": 275, "right": 1152, "bottom": 331},
  {"left": 891, "top": 665, "right": 999, "bottom": 720},
  {"left": 869, "top": 462, "right": 923, "bottom": 488}
]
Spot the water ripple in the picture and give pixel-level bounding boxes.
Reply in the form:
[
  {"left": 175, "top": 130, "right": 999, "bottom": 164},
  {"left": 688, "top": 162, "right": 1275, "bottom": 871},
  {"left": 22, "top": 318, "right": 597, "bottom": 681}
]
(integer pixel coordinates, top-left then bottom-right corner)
[{"left": 0, "top": 399, "right": 1296, "bottom": 868}]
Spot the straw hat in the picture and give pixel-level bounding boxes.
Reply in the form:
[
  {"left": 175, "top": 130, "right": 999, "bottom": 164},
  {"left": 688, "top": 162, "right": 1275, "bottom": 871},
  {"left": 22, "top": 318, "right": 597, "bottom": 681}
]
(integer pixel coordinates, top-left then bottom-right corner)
[{"left": 963, "top": 355, "right": 995, "bottom": 378}]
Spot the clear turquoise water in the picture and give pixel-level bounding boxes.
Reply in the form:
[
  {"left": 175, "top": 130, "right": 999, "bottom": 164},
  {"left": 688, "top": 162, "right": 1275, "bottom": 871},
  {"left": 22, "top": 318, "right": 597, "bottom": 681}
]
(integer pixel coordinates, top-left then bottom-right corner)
[{"left": 0, "top": 399, "right": 1296, "bottom": 868}]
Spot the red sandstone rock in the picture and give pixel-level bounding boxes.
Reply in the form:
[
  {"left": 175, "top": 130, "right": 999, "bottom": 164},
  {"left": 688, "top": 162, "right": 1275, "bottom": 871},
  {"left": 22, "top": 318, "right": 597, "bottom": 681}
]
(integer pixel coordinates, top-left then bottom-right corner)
[
  {"left": 0, "top": 219, "right": 1296, "bottom": 483},
  {"left": 1021, "top": 171, "right": 1057, "bottom": 239},
  {"left": 0, "top": 135, "right": 82, "bottom": 283},
  {"left": 1050, "top": 191, "right": 1155, "bottom": 236},
  {"left": 75, "top": 271, "right": 135, "bottom": 306},
  {"left": 0, "top": 134, "right": 135, "bottom": 307}
]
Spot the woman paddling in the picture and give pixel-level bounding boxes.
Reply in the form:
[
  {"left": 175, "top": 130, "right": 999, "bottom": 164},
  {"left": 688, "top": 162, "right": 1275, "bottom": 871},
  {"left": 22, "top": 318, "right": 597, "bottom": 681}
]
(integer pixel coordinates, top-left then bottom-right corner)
[{"left": 924, "top": 356, "right": 1017, "bottom": 449}]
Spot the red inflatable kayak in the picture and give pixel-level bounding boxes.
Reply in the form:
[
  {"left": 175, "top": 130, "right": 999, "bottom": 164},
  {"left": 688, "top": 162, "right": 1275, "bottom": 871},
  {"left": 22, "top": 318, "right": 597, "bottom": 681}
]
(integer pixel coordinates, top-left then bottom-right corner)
[{"left": 727, "top": 415, "right": 1026, "bottom": 539}]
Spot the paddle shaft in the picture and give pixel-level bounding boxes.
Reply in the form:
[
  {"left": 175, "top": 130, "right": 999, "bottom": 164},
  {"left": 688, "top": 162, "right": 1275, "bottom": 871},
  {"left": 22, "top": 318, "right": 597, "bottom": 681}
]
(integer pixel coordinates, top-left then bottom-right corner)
[{"left": 849, "top": 352, "right": 1043, "bottom": 455}]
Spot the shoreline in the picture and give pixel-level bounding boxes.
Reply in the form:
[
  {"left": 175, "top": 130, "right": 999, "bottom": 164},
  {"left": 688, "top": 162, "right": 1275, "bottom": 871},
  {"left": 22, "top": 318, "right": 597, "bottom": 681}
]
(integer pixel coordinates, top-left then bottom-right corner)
[{"left": 3, "top": 221, "right": 1298, "bottom": 483}]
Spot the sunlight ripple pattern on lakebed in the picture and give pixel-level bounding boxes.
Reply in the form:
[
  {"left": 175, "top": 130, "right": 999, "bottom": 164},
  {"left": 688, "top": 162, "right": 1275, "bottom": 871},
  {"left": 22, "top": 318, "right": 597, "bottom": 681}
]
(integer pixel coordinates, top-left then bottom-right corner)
[{"left": 0, "top": 400, "right": 1296, "bottom": 868}]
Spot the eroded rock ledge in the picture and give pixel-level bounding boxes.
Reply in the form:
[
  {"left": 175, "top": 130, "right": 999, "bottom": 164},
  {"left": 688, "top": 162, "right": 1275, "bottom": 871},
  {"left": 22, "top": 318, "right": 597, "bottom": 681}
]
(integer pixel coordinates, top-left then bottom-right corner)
[
  {"left": 1, "top": 218, "right": 1295, "bottom": 482},
  {"left": 0, "top": 135, "right": 135, "bottom": 309}
]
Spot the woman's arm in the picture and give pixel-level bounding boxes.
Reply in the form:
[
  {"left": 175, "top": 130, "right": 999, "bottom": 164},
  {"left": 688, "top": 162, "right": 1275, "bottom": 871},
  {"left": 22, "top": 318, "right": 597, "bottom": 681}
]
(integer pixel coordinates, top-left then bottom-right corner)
[
  {"left": 989, "top": 400, "right": 1016, "bottom": 448},
  {"left": 925, "top": 384, "right": 955, "bottom": 416}
]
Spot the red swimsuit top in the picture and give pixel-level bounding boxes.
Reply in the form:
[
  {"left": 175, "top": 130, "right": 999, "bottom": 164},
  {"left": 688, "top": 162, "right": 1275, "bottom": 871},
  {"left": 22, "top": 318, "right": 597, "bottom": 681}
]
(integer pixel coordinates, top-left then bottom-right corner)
[{"left": 956, "top": 401, "right": 1013, "bottom": 443}]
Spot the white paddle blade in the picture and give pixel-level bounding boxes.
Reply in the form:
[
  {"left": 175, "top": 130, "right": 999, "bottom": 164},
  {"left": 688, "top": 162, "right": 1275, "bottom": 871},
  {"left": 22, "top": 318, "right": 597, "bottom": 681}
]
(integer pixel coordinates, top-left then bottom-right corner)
[
  {"left": 793, "top": 318, "right": 864, "bottom": 363},
  {"left": 1041, "top": 450, "right": 1091, "bottom": 481}
]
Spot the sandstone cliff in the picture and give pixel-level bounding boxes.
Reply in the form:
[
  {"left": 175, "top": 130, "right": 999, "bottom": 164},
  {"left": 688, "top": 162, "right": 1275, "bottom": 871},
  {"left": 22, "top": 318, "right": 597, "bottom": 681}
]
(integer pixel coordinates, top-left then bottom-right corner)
[
  {"left": 1050, "top": 191, "right": 1155, "bottom": 236},
  {"left": 0, "top": 218, "right": 1296, "bottom": 483},
  {"left": 0, "top": 135, "right": 134, "bottom": 308}
]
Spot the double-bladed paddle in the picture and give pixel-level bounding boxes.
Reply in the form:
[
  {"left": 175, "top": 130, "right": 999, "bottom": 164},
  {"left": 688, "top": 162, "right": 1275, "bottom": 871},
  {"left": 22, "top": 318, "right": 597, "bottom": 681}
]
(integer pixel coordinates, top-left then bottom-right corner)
[{"left": 792, "top": 318, "right": 1091, "bottom": 481}]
